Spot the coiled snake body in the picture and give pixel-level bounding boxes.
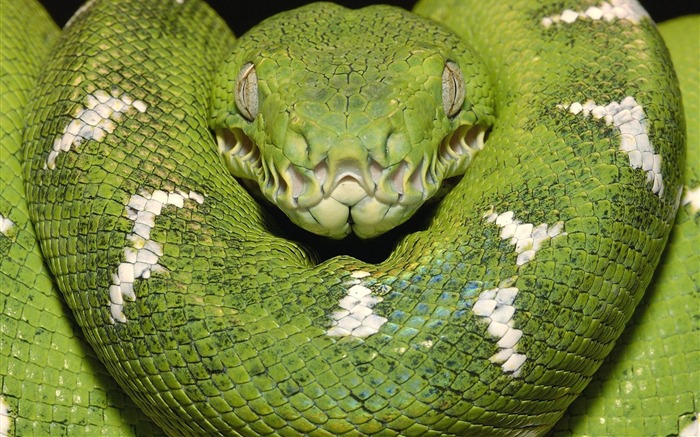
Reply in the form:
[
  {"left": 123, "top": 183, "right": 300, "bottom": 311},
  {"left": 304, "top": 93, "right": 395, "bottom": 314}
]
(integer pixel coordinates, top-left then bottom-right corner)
[{"left": 1, "top": 0, "right": 697, "bottom": 435}]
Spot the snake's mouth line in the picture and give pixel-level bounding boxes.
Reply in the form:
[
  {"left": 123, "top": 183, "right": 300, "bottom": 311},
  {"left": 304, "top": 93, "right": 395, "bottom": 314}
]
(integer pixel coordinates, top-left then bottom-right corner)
[{"left": 216, "top": 124, "right": 488, "bottom": 238}]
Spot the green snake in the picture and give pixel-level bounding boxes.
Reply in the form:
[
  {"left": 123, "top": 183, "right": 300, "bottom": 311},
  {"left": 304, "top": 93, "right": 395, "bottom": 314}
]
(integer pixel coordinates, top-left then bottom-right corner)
[{"left": 1, "top": 0, "right": 698, "bottom": 435}]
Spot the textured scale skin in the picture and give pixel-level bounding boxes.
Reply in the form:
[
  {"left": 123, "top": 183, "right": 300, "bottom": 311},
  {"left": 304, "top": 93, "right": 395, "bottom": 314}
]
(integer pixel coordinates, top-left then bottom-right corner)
[
  {"left": 0, "top": 0, "right": 166, "bottom": 435},
  {"left": 552, "top": 15, "right": 699, "bottom": 437},
  {"left": 0, "top": 1, "right": 695, "bottom": 437}
]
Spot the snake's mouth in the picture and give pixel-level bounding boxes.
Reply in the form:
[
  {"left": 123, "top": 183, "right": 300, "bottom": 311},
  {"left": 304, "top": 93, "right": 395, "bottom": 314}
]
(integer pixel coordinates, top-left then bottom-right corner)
[{"left": 215, "top": 124, "right": 488, "bottom": 238}]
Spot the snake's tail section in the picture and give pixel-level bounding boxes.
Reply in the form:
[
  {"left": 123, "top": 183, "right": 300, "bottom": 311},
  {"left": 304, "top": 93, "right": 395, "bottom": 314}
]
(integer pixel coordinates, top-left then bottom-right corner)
[
  {"left": 0, "top": 0, "right": 164, "bottom": 435},
  {"left": 553, "top": 15, "right": 700, "bottom": 437}
]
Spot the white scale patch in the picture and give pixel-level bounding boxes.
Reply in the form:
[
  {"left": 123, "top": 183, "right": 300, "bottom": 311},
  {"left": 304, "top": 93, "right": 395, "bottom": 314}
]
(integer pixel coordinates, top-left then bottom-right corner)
[
  {"left": 560, "top": 96, "right": 664, "bottom": 197},
  {"left": 45, "top": 90, "right": 147, "bottom": 170},
  {"left": 541, "top": 0, "right": 648, "bottom": 27},
  {"left": 0, "top": 216, "right": 14, "bottom": 236},
  {"left": 475, "top": 210, "right": 567, "bottom": 377},
  {"left": 682, "top": 186, "right": 700, "bottom": 213},
  {"left": 472, "top": 278, "right": 527, "bottom": 377},
  {"left": 109, "top": 189, "right": 204, "bottom": 323},
  {"left": 0, "top": 396, "right": 10, "bottom": 437},
  {"left": 680, "top": 413, "right": 700, "bottom": 437},
  {"left": 326, "top": 270, "right": 389, "bottom": 338},
  {"left": 484, "top": 210, "right": 566, "bottom": 266}
]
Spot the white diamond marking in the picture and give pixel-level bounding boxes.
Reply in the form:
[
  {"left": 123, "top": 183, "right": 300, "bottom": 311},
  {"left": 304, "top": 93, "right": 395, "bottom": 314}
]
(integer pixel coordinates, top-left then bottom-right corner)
[
  {"left": 0, "top": 396, "right": 10, "bottom": 437},
  {"left": 559, "top": 96, "right": 664, "bottom": 196},
  {"left": 472, "top": 277, "right": 527, "bottom": 377},
  {"left": 327, "top": 280, "right": 387, "bottom": 338},
  {"left": 0, "top": 216, "right": 15, "bottom": 236},
  {"left": 474, "top": 211, "right": 566, "bottom": 377},
  {"left": 109, "top": 189, "right": 204, "bottom": 323},
  {"left": 45, "top": 90, "right": 147, "bottom": 170},
  {"left": 682, "top": 186, "right": 700, "bottom": 213},
  {"left": 484, "top": 210, "right": 566, "bottom": 266}
]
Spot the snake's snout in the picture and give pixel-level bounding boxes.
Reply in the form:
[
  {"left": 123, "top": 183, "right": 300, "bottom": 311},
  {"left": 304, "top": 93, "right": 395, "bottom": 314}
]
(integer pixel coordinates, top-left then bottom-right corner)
[
  {"left": 273, "top": 157, "right": 420, "bottom": 239},
  {"left": 314, "top": 159, "right": 374, "bottom": 203}
]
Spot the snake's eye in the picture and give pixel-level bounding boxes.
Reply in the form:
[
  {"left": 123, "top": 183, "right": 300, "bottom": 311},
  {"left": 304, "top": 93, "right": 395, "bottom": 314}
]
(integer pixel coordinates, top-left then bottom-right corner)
[
  {"left": 235, "top": 62, "right": 259, "bottom": 121},
  {"left": 442, "top": 61, "right": 465, "bottom": 118}
]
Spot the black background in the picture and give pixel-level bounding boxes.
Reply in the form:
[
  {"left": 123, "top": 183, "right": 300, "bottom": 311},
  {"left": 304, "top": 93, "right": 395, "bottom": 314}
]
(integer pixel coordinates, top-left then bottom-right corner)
[{"left": 40, "top": 1, "right": 700, "bottom": 37}]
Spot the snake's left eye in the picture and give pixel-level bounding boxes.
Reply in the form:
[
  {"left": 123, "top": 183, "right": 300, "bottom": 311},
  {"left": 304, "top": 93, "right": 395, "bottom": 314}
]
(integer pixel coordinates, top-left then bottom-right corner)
[
  {"left": 442, "top": 61, "right": 465, "bottom": 118},
  {"left": 236, "top": 62, "right": 259, "bottom": 121}
]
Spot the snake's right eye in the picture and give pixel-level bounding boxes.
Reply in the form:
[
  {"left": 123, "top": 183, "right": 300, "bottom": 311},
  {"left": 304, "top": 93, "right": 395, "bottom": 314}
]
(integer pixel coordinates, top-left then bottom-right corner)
[
  {"left": 235, "top": 62, "right": 259, "bottom": 121},
  {"left": 442, "top": 61, "right": 465, "bottom": 118}
]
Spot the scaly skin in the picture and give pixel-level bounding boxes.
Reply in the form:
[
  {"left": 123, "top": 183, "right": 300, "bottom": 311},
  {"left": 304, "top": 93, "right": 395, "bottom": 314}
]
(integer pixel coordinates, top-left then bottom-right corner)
[
  {"left": 551, "top": 14, "right": 700, "bottom": 437},
  {"left": 1, "top": 1, "right": 695, "bottom": 436},
  {"left": 1, "top": 0, "right": 166, "bottom": 435}
]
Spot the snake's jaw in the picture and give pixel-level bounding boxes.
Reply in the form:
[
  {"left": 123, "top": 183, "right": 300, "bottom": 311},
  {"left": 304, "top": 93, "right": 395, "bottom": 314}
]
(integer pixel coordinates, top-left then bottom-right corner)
[
  {"left": 216, "top": 121, "right": 490, "bottom": 239},
  {"left": 281, "top": 158, "right": 428, "bottom": 239}
]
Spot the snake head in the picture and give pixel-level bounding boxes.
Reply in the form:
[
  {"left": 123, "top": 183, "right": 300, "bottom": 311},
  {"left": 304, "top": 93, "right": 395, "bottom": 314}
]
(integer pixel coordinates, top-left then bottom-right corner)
[{"left": 210, "top": 3, "right": 494, "bottom": 239}]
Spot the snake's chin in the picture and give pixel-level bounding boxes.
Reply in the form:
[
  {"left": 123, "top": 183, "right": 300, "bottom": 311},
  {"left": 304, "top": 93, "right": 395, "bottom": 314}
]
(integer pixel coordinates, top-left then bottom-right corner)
[
  {"left": 215, "top": 124, "right": 489, "bottom": 239},
  {"left": 285, "top": 183, "right": 426, "bottom": 239}
]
